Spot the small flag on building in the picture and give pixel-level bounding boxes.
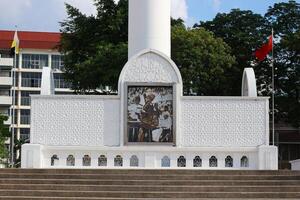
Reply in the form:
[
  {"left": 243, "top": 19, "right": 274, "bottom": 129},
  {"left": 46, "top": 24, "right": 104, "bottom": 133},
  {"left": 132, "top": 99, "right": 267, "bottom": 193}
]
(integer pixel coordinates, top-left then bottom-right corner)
[
  {"left": 255, "top": 35, "right": 273, "bottom": 61},
  {"left": 10, "top": 31, "right": 20, "bottom": 56}
]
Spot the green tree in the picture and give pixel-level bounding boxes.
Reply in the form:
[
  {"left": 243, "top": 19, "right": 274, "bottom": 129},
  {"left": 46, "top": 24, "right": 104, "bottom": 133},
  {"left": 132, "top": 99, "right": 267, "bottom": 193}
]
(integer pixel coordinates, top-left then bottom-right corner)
[
  {"left": 265, "top": 0, "right": 300, "bottom": 126},
  {"left": 195, "top": 2, "right": 300, "bottom": 126},
  {"left": 195, "top": 9, "right": 268, "bottom": 96},
  {"left": 0, "top": 115, "right": 10, "bottom": 165},
  {"left": 171, "top": 26, "right": 236, "bottom": 95},
  {"left": 60, "top": 0, "right": 128, "bottom": 93}
]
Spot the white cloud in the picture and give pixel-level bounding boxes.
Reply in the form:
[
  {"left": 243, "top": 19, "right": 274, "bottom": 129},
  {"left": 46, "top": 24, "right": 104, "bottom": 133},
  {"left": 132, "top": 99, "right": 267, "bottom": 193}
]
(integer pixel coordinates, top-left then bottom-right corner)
[
  {"left": 171, "top": 0, "right": 188, "bottom": 21},
  {"left": 63, "top": 0, "right": 96, "bottom": 16},
  {"left": 0, "top": 0, "right": 191, "bottom": 31},
  {"left": 212, "top": 0, "right": 221, "bottom": 13}
]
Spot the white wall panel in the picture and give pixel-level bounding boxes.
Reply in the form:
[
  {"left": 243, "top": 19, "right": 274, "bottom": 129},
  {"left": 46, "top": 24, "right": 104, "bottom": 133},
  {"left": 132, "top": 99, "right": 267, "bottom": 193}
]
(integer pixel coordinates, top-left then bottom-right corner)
[
  {"left": 181, "top": 97, "right": 269, "bottom": 147},
  {"left": 30, "top": 96, "right": 120, "bottom": 147}
]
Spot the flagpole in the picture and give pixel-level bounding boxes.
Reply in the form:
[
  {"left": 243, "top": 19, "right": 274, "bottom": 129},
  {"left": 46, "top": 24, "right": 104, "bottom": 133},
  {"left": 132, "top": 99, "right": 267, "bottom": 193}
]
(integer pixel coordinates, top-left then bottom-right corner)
[
  {"left": 10, "top": 54, "right": 17, "bottom": 167},
  {"left": 10, "top": 27, "right": 17, "bottom": 166},
  {"left": 271, "top": 28, "right": 275, "bottom": 146}
]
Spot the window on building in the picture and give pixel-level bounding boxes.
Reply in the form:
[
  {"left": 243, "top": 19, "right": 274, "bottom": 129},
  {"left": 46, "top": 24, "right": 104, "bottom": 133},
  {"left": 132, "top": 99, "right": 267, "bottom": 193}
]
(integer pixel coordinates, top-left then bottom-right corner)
[
  {"left": 13, "top": 90, "right": 18, "bottom": 105},
  {"left": 11, "top": 72, "right": 19, "bottom": 88},
  {"left": 66, "top": 155, "right": 75, "bottom": 166},
  {"left": 21, "top": 72, "right": 42, "bottom": 87},
  {"left": 21, "top": 91, "right": 40, "bottom": 106},
  {"left": 177, "top": 156, "right": 186, "bottom": 167},
  {"left": 114, "top": 155, "right": 123, "bottom": 167},
  {"left": 20, "top": 128, "right": 30, "bottom": 142},
  {"left": 130, "top": 155, "right": 139, "bottom": 167},
  {"left": 16, "top": 54, "right": 19, "bottom": 68},
  {"left": 0, "top": 70, "right": 10, "bottom": 77},
  {"left": 53, "top": 73, "right": 71, "bottom": 89},
  {"left": 225, "top": 156, "right": 233, "bottom": 168},
  {"left": 0, "top": 89, "right": 10, "bottom": 96},
  {"left": 12, "top": 110, "right": 18, "bottom": 126},
  {"left": 193, "top": 156, "right": 202, "bottom": 167},
  {"left": 82, "top": 155, "right": 91, "bottom": 166},
  {"left": 161, "top": 156, "right": 170, "bottom": 167},
  {"left": 98, "top": 155, "right": 107, "bottom": 167},
  {"left": 20, "top": 110, "right": 30, "bottom": 125},
  {"left": 209, "top": 156, "right": 218, "bottom": 167},
  {"left": 241, "top": 156, "right": 249, "bottom": 168},
  {"left": 22, "top": 54, "right": 48, "bottom": 69},
  {"left": 51, "top": 55, "right": 64, "bottom": 71},
  {"left": 0, "top": 108, "right": 9, "bottom": 117},
  {"left": 0, "top": 50, "right": 12, "bottom": 58}
]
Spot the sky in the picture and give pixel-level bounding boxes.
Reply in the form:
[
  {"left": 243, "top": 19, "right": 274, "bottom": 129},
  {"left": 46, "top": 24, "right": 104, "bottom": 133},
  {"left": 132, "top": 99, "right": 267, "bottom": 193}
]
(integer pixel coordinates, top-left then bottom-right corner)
[{"left": 0, "top": 0, "right": 295, "bottom": 32}]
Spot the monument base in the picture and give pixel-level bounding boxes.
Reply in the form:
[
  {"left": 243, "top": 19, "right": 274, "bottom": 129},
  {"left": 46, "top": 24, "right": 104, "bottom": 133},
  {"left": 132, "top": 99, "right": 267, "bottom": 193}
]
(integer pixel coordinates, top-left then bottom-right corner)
[{"left": 22, "top": 144, "right": 278, "bottom": 170}]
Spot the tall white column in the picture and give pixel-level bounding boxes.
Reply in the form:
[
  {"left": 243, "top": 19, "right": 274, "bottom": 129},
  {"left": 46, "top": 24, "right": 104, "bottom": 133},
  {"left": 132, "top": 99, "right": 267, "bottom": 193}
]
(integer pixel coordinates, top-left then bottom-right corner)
[{"left": 128, "top": 0, "right": 171, "bottom": 58}]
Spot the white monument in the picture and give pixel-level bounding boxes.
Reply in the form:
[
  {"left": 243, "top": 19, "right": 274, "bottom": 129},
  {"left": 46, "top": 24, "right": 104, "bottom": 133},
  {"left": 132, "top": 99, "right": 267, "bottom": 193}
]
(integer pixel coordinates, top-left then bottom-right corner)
[{"left": 21, "top": 0, "right": 277, "bottom": 170}]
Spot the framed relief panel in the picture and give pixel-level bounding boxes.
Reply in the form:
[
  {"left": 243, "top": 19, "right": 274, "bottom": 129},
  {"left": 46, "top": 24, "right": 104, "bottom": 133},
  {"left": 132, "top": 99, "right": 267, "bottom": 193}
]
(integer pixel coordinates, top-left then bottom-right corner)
[{"left": 125, "top": 83, "right": 175, "bottom": 145}]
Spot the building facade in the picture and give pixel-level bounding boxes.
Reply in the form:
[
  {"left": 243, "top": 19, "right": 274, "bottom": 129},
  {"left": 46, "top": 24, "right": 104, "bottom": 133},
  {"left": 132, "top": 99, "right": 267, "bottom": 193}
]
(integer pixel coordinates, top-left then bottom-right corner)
[{"left": 0, "top": 30, "right": 71, "bottom": 147}]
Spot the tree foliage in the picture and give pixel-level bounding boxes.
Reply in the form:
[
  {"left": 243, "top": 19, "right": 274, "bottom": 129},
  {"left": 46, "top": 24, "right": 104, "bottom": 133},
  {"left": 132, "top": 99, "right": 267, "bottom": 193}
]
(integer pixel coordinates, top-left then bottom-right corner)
[
  {"left": 171, "top": 26, "right": 235, "bottom": 95},
  {"left": 60, "top": 0, "right": 128, "bottom": 93},
  {"left": 265, "top": 1, "right": 300, "bottom": 126},
  {"left": 195, "top": 9, "right": 269, "bottom": 96},
  {"left": 0, "top": 115, "right": 9, "bottom": 161},
  {"left": 195, "top": 1, "right": 300, "bottom": 126}
]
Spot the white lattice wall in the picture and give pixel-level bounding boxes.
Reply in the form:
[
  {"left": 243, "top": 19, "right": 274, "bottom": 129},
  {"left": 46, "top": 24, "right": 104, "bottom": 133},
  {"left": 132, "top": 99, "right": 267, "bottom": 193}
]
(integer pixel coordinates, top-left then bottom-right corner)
[
  {"left": 30, "top": 95, "right": 120, "bottom": 147},
  {"left": 180, "top": 97, "right": 269, "bottom": 147}
]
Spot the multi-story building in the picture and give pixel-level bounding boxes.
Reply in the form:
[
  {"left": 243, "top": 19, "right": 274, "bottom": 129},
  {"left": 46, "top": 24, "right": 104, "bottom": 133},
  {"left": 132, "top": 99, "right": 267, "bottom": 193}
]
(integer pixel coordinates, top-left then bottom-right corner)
[
  {"left": 0, "top": 55, "right": 13, "bottom": 160},
  {"left": 0, "top": 30, "right": 72, "bottom": 146},
  {"left": 0, "top": 57, "right": 13, "bottom": 123}
]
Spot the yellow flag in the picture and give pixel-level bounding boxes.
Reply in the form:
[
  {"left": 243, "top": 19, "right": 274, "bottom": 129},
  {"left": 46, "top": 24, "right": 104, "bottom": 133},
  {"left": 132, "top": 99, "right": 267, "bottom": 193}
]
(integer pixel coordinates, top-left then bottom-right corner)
[{"left": 10, "top": 31, "right": 20, "bottom": 55}]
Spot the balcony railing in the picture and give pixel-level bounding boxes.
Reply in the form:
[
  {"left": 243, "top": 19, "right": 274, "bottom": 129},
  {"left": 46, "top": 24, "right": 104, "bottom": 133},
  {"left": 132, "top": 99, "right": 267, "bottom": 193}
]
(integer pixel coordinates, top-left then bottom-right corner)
[
  {"left": 0, "top": 96, "right": 12, "bottom": 105},
  {"left": 0, "top": 77, "right": 12, "bottom": 86},
  {"left": 0, "top": 58, "right": 13, "bottom": 67}
]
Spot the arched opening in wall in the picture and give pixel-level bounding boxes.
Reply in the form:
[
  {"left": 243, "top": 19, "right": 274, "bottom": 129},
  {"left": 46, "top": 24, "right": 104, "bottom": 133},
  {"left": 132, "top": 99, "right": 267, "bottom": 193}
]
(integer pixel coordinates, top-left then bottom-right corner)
[
  {"left": 98, "top": 155, "right": 107, "bottom": 167},
  {"left": 161, "top": 156, "right": 170, "bottom": 167},
  {"left": 225, "top": 156, "right": 233, "bottom": 167},
  {"left": 177, "top": 156, "right": 186, "bottom": 167},
  {"left": 51, "top": 155, "right": 59, "bottom": 166},
  {"left": 209, "top": 156, "right": 218, "bottom": 167},
  {"left": 130, "top": 155, "right": 139, "bottom": 167},
  {"left": 193, "top": 156, "right": 202, "bottom": 167},
  {"left": 114, "top": 155, "right": 123, "bottom": 167},
  {"left": 82, "top": 155, "right": 91, "bottom": 166},
  {"left": 241, "top": 156, "right": 249, "bottom": 168},
  {"left": 66, "top": 155, "right": 75, "bottom": 166}
]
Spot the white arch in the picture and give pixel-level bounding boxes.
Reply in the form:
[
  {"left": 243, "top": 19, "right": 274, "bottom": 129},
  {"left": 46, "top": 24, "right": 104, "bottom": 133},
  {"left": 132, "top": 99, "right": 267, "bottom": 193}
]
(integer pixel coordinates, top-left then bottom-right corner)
[
  {"left": 242, "top": 68, "right": 257, "bottom": 97},
  {"left": 118, "top": 49, "right": 183, "bottom": 93}
]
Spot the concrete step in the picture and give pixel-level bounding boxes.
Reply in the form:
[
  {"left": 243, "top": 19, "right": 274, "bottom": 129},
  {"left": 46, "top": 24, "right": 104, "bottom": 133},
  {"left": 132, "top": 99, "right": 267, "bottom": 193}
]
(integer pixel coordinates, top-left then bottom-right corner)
[
  {"left": 1, "top": 198, "right": 300, "bottom": 200},
  {"left": 2, "top": 178, "right": 300, "bottom": 186},
  {"left": 0, "top": 169, "right": 299, "bottom": 199},
  {"left": 1, "top": 190, "right": 300, "bottom": 198},
  {"left": 1, "top": 184, "right": 300, "bottom": 192},
  {"left": 1, "top": 169, "right": 300, "bottom": 175},
  {"left": 0, "top": 173, "right": 299, "bottom": 180}
]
